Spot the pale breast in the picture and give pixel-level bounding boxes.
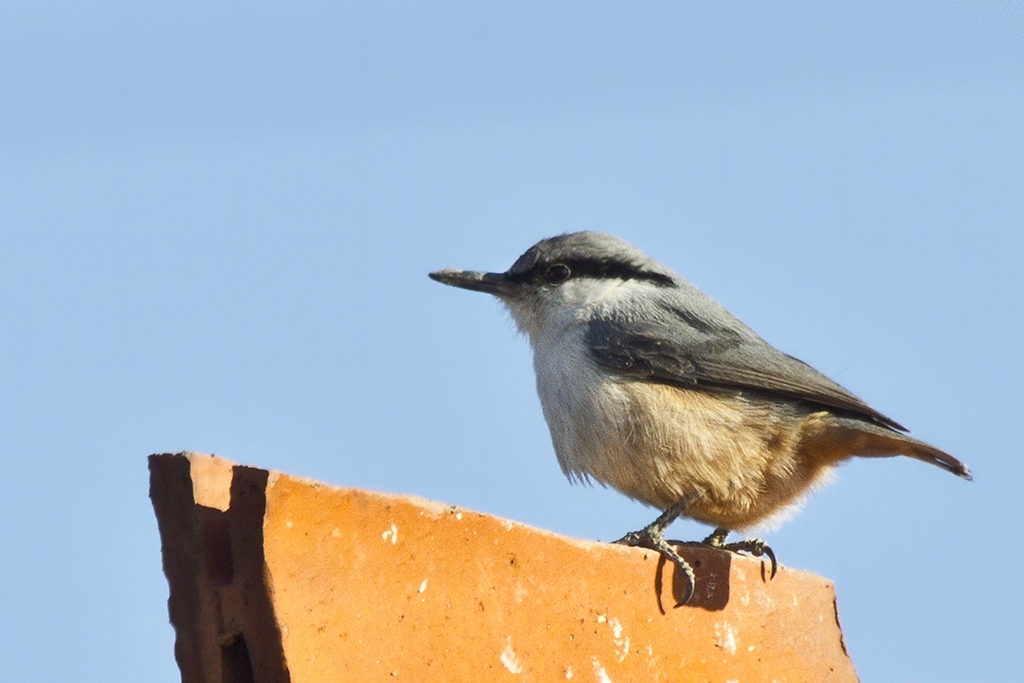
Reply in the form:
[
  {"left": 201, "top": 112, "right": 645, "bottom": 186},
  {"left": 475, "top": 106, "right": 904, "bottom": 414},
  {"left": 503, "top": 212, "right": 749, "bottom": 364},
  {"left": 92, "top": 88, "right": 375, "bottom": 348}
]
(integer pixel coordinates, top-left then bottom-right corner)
[{"left": 532, "top": 325, "right": 613, "bottom": 482}]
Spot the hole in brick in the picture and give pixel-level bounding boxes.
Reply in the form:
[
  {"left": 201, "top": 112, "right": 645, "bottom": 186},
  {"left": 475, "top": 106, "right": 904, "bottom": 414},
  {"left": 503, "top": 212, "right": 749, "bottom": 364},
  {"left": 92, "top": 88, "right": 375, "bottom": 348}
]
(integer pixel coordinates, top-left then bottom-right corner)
[
  {"left": 198, "top": 507, "right": 234, "bottom": 585},
  {"left": 221, "top": 634, "right": 255, "bottom": 683}
]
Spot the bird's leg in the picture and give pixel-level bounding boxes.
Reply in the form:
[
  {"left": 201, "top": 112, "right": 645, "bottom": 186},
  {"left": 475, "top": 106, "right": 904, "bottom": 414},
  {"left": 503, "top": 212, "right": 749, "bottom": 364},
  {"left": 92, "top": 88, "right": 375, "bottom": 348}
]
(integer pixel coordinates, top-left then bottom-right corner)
[
  {"left": 700, "top": 527, "right": 778, "bottom": 579},
  {"left": 615, "top": 495, "right": 698, "bottom": 605},
  {"left": 701, "top": 527, "right": 730, "bottom": 547}
]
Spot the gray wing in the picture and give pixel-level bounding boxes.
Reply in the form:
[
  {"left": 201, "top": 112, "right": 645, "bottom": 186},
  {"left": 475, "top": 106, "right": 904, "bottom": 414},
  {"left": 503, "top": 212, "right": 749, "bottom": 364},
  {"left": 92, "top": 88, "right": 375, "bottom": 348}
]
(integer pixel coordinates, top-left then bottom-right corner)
[{"left": 585, "top": 300, "right": 906, "bottom": 432}]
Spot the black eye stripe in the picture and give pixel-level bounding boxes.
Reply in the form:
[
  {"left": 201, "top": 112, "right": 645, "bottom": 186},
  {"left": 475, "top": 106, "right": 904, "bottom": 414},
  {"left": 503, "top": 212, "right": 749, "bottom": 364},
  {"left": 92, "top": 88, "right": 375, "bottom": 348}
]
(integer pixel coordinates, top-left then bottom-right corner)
[
  {"left": 553, "top": 258, "right": 674, "bottom": 286},
  {"left": 507, "top": 257, "right": 674, "bottom": 287}
]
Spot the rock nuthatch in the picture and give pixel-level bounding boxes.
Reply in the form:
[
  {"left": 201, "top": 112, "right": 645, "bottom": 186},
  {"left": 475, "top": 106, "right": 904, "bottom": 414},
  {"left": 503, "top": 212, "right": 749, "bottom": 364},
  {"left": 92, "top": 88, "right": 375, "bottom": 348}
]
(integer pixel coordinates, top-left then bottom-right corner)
[{"left": 430, "top": 231, "right": 970, "bottom": 604}]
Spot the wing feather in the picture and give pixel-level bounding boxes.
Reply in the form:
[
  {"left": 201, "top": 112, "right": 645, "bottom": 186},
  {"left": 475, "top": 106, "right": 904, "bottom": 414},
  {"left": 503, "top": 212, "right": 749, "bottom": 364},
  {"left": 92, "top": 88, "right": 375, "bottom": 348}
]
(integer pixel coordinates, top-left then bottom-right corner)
[{"left": 585, "top": 300, "right": 906, "bottom": 431}]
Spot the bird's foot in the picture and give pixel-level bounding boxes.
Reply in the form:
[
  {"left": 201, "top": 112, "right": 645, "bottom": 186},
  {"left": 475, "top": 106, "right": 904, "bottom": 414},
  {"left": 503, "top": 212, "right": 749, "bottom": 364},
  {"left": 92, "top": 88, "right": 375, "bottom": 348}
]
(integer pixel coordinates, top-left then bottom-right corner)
[
  {"left": 614, "top": 497, "right": 697, "bottom": 605},
  {"left": 615, "top": 527, "right": 696, "bottom": 606},
  {"left": 700, "top": 527, "right": 778, "bottom": 579}
]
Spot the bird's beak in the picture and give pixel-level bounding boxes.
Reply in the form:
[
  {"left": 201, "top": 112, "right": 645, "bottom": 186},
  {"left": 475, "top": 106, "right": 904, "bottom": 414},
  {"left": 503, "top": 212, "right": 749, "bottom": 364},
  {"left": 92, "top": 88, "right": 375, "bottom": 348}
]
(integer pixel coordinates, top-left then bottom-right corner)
[{"left": 429, "top": 269, "right": 518, "bottom": 297}]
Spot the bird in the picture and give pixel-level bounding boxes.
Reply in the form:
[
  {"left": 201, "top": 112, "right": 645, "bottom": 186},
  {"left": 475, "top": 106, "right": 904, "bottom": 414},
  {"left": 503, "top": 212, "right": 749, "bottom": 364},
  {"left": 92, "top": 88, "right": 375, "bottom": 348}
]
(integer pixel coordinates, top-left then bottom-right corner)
[{"left": 429, "top": 231, "right": 971, "bottom": 604}]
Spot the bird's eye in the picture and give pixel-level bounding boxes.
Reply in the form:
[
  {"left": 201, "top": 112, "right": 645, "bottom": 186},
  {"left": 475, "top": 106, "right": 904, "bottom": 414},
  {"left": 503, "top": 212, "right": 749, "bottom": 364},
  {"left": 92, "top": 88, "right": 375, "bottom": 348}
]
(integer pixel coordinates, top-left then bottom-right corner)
[{"left": 544, "top": 263, "right": 571, "bottom": 285}]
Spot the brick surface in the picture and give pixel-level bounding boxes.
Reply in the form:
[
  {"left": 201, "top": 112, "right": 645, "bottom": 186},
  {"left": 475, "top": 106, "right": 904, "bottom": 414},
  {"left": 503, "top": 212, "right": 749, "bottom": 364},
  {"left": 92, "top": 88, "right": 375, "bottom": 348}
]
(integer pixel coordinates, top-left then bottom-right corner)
[{"left": 150, "top": 452, "right": 858, "bottom": 682}]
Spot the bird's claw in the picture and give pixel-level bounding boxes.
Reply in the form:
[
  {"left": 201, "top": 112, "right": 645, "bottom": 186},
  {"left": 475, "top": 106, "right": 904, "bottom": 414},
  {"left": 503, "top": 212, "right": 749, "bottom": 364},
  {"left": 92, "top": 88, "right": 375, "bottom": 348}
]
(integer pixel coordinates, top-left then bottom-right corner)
[
  {"left": 701, "top": 529, "right": 778, "bottom": 579},
  {"left": 723, "top": 538, "right": 778, "bottom": 579}
]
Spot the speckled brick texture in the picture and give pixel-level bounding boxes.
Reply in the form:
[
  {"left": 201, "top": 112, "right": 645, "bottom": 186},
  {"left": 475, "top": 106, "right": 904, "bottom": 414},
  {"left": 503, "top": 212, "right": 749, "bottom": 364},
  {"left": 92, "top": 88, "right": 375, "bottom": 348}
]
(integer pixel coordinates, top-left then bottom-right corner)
[{"left": 150, "top": 452, "right": 858, "bottom": 682}]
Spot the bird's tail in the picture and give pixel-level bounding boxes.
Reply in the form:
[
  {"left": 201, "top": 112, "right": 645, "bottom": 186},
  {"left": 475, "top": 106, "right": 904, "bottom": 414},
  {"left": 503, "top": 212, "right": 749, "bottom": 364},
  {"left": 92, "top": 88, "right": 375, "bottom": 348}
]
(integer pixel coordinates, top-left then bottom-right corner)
[{"left": 821, "top": 416, "right": 972, "bottom": 480}]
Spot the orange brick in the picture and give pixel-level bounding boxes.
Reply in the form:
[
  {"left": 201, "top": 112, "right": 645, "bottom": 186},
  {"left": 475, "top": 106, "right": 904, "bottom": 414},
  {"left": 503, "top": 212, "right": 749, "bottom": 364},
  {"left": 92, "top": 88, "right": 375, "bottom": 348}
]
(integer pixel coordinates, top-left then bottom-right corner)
[{"left": 150, "top": 452, "right": 858, "bottom": 682}]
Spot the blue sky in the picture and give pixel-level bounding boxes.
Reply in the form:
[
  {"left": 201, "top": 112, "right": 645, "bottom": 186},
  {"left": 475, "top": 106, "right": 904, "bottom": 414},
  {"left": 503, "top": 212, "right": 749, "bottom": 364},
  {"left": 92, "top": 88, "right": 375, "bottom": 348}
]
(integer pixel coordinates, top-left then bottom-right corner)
[{"left": 2, "top": 3, "right": 1022, "bottom": 681}]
